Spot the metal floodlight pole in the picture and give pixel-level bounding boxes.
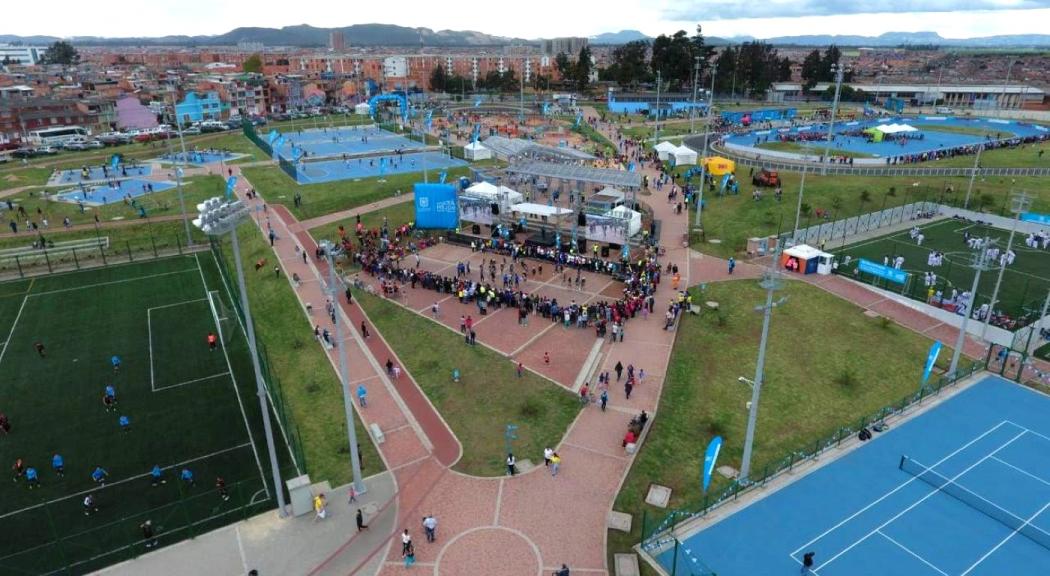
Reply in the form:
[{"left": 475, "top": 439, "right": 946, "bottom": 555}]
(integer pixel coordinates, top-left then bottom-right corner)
[
  {"left": 792, "top": 166, "right": 808, "bottom": 241},
  {"left": 963, "top": 144, "right": 983, "bottom": 210},
  {"left": 321, "top": 241, "right": 366, "bottom": 496},
  {"left": 167, "top": 84, "right": 194, "bottom": 247},
  {"left": 739, "top": 259, "right": 784, "bottom": 484},
  {"left": 690, "top": 56, "right": 700, "bottom": 135},
  {"left": 821, "top": 65, "right": 846, "bottom": 176},
  {"left": 981, "top": 192, "right": 1030, "bottom": 340},
  {"left": 200, "top": 203, "right": 288, "bottom": 517},
  {"left": 654, "top": 71, "right": 661, "bottom": 144},
  {"left": 1000, "top": 60, "right": 1015, "bottom": 118},
  {"left": 694, "top": 61, "right": 717, "bottom": 227},
  {"left": 949, "top": 238, "right": 994, "bottom": 378}
]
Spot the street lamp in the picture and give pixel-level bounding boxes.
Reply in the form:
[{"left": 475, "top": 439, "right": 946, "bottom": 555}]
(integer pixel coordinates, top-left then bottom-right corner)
[
  {"left": 981, "top": 192, "right": 1031, "bottom": 340},
  {"left": 166, "top": 83, "right": 194, "bottom": 247},
  {"left": 948, "top": 237, "right": 996, "bottom": 379},
  {"left": 193, "top": 197, "right": 288, "bottom": 517},
  {"left": 999, "top": 60, "right": 1017, "bottom": 118},
  {"left": 821, "top": 63, "right": 848, "bottom": 175},
  {"left": 690, "top": 56, "right": 700, "bottom": 135},
  {"left": 319, "top": 239, "right": 367, "bottom": 497},
  {"left": 694, "top": 59, "right": 717, "bottom": 228}
]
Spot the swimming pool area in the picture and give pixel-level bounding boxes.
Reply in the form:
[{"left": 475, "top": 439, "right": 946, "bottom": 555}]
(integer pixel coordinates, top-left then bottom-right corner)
[
  {"left": 51, "top": 163, "right": 152, "bottom": 185},
  {"left": 724, "top": 116, "right": 1049, "bottom": 160},
  {"left": 52, "top": 179, "right": 176, "bottom": 205},
  {"left": 292, "top": 151, "right": 467, "bottom": 184},
  {"left": 276, "top": 125, "right": 423, "bottom": 160}
]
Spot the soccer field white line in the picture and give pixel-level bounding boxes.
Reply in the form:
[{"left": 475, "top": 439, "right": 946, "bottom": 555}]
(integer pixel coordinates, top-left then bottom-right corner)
[
  {"left": 875, "top": 530, "right": 950, "bottom": 576},
  {"left": 0, "top": 292, "right": 29, "bottom": 369},
  {"left": 812, "top": 428, "right": 1029, "bottom": 572},
  {"left": 0, "top": 442, "right": 253, "bottom": 521},
  {"left": 153, "top": 371, "right": 232, "bottom": 392},
  {"left": 146, "top": 298, "right": 211, "bottom": 393},
  {"left": 27, "top": 267, "right": 200, "bottom": 297},
  {"left": 195, "top": 253, "right": 270, "bottom": 500}
]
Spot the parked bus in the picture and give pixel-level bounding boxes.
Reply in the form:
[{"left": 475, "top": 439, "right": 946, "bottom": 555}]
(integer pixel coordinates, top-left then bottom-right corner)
[{"left": 28, "top": 126, "right": 90, "bottom": 146}]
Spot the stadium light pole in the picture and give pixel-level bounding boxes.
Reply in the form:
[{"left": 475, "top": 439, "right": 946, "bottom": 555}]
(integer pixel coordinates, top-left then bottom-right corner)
[
  {"left": 999, "top": 59, "right": 1016, "bottom": 118},
  {"left": 792, "top": 165, "right": 808, "bottom": 242},
  {"left": 962, "top": 144, "right": 983, "bottom": 210},
  {"left": 654, "top": 70, "right": 661, "bottom": 144},
  {"left": 821, "top": 64, "right": 846, "bottom": 176},
  {"left": 166, "top": 83, "right": 194, "bottom": 247},
  {"left": 193, "top": 197, "right": 288, "bottom": 517},
  {"left": 690, "top": 56, "right": 700, "bottom": 135},
  {"left": 694, "top": 59, "right": 716, "bottom": 228},
  {"left": 739, "top": 249, "right": 787, "bottom": 484},
  {"left": 320, "top": 240, "right": 367, "bottom": 497},
  {"left": 981, "top": 192, "right": 1031, "bottom": 340},
  {"left": 949, "top": 237, "right": 995, "bottom": 379}
]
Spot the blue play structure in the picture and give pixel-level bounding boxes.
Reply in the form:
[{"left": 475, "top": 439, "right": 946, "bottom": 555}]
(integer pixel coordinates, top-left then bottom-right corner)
[
  {"left": 720, "top": 108, "right": 797, "bottom": 125},
  {"left": 656, "top": 375, "right": 1050, "bottom": 576},
  {"left": 53, "top": 179, "right": 176, "bottom": 205},
  {"left": 368, "top": 92, "right": 410, "bottom": 121}
]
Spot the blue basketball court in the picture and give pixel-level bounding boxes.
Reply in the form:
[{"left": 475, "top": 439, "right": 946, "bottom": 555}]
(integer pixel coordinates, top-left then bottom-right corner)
[
  {"left": 276, "top": 125, "right": 423, "bottom": 159},
  {"left": 53, "top": 179, "right": 176, "bottom": 205},
  {"left": 51, "top": 163, "right": 152, "bottom": 185},
  {"left": 726, "top": 116, "right": 1048, "bottom": 158},
  {"left": 293, "top": 151, "right": 467, "bottom": 184},
  {"left": 155, "top": 151, "right": 242, "bottom": 165},
  {"left": 657, "top": 375, "right": 1050, "bottom": 576}
]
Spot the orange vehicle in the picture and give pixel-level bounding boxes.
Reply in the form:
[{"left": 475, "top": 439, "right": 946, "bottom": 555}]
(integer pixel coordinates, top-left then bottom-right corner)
[{"left": 752, "top": 168, "right": 781, "bottom": 187}]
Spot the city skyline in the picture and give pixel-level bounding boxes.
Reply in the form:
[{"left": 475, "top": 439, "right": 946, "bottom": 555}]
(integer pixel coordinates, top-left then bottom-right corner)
[{"left": 6, "top": 0, "right": 1050, "bottom": 41}]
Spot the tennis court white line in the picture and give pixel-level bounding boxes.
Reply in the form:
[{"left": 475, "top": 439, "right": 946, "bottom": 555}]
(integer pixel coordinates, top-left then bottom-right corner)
[
  {"left": 0, "top": 442, "right": 252, "bottom": 520},
  {"left": 1006, "top": 420, "right": 1050, "bottom": 445},
  {"left": 28, "top": 268, "right": 200, "bottom": 297},
  {"left": 876, "top": 530, "right": 950, "bottom": 576},
  {"left": 154, "top": 371, "right": 232, "bottom": 392},
  {"left": 195, "top": 253, "right": 270, "bottom": 501},
  {"left": 790, "top": 420, "right": 1013, "bottom": 557},
  {"left": 814, "top": 429, "right": 1028, "bottom": 572},
  {"left": 990, "top": 456, "right": 1050, "bottom": 488},
  {"left": 0, "top": 292, "right": 29, "bottom": 368},
  {"left": 960, "top": 501, "right": 1050, "bottom": 576}
]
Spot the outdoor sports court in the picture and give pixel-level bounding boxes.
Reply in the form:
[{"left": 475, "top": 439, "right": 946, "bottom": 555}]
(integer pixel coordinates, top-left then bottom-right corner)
[
  {"left": 51, "top": 164, "right": 152, "bottom": 185},
  {"left": 656, "top": 375, "right": 1050, "bottom": 576},
  {"left": 156, "top": 151, "right": 244, "bottom": 165},
  {"left": 293, "top": 151, "right": 467, "bottom": 184},
  {"left": 725, "top": 116, "right": 1048, "bottom": 157},
  {"left": 276, "top": 125, "right": 423, "bottom": 159},
  {"left": 0, "top": 254, "right": 291, "bottom": 574},
  {"left": 53, "top": 178, "right": 176, "bottom": 205}
]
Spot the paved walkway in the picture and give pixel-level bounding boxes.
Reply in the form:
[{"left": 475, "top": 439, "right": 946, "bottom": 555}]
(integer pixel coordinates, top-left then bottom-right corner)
[{"left": 295, "top": 194, "right": 415, "bottom": 233}]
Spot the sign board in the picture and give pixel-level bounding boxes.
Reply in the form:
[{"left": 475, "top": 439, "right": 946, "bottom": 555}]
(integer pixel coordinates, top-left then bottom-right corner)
[
  {"left": 858, "top": 258, "right": 908, "bottom": 285},
  {"left": 1020, "top": 212, "right": 1050, "bottom": 226},
  {"left": 414, "top": 183, "right": 459, "bottom": 229}
]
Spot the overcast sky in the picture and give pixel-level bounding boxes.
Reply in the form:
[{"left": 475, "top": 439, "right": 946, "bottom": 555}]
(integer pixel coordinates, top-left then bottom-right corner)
[{"left": 7, "top": 0, "right": 1050, "bottom": 39}]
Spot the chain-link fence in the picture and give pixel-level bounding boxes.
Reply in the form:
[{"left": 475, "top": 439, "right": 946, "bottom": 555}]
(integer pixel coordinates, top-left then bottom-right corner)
[{"left": 0, "top": 232, "right": 196, "bottom": 282}]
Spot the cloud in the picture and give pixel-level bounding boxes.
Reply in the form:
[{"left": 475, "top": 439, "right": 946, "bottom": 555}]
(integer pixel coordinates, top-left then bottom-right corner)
[{"left": 666, "top": 0, "right": 1050, "bottom": 20}]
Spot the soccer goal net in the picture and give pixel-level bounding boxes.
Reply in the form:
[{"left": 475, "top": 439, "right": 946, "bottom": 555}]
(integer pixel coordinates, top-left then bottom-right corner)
[{"left": 208, "top": 290, "right": 239, "bottom": 345}]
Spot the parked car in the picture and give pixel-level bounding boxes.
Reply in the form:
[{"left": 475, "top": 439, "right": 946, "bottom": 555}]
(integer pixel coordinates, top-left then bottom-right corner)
[
  {"left": 64, "top": 141, "right": 87, "bottom": 151},
  {"left": 11, "top": 148, "right": 37, "bottom": 158},
  {"left": 181, "top": 126, "right": 202, "bottom": 136},
  {"left": 752, "top": 168, "right": 781, "bottom": 188},
  {"left": 37, "top": 146, "right": 59, "bottom": 155},
  {"left": 83, "top": 140, "right": 105, "bottom": 149}
]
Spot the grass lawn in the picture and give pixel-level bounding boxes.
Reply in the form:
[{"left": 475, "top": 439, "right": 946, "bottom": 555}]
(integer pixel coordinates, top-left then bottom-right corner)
[
  {"left": 622, "top": 122, "right": 699, "bottom": 142},
  {"left": 309, "top": 200, "right": 417, "bottom": 242},
  {"left": 756, "top": 140, "right": 875, "bottom": 158},
  {"left": 607, "top": 279, "right": 976, "bottom": 574},
  {"left": 215, "top": 226, "right": 383, "bottom": 486},
  {"left": 573, "top": 122, "right": 617, "bottom": 155},
  {"left": 913, "top": 124, "right": 1016, "bottom": 138},
  {"left": 355, "top": 291, "right": 581, "bottom": 476},
  {"left": 243, "top": 165, "right": 473, "bottom": 221},
  {"left": 687, "top": 170, "right": 1050, "bottom": 258},
  {"left": 0, "top": 167, "right": 52, "bottom": 191},
  {"left": 0, "top": 253, "right": 295, "bottom": 574},
  {"left": 836, "top": 219, "right": 1050, "bottom": 321}
]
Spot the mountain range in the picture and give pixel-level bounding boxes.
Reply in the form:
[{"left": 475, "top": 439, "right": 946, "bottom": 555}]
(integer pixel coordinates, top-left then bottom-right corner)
[{"left": 3, "top": 26, "right": 1050, "bottom": 48}]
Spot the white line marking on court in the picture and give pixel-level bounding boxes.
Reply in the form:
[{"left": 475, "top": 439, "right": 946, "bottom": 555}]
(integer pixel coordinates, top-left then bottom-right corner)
[
  {"left": 153, "top": 371, "right": 231, "bottom": 392},
  {"left": 149, "top": 297, "right": 207, "bottom": 310},
  {"left": 0, "top": 292, "right": 29, "bottom": 368},
  {"left": 960, "top": 501, "right": 1050, "bottom": 575},
  {"left": 147, "top": 298, "right": 210, "bottom": 392},
  {"left": 791, "top": 420, "right": 1013, "bottom": 557},
  {"left": 195, "top": 253, "right": 270, "bottom": 500},
  {"left": 28, "top": 268, "right": 199, "bottom": 297},
  {"left": 235, "top": 526, "right": 250, "bottom": 573},
  {"left": 814, "top": 429, "right": 1028, "bottom": 572},
  {"left": 990, "top": 456, "right": 1050, "bottom": 487},
  {"left": 876, "top": 530, "right": 950, "bottom": 576},
  {"left": 0, "top": 442, "right": 252, "bottom": 520},
  {"left": 1005, "top": 420, "right": 1050, "bottom": 445}
]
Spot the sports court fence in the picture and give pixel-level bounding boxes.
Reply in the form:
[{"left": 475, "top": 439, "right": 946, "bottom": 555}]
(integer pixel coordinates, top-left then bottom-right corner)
[
  {"left": 639, "top": 360, "right": 986, "bottom": 569},
  {"left": 777, "top": 201, "right": 938, "bottom": 248},
  {"left": 0, "top": 232, "right": 201, "bottom": 282},
  {"left": 278, "top": 155, "right": 298, "bottom": 181},
  {"left": 242, "top": 120, "right": 272, "bottom": 158},
  {"left": 208, "top": 237, "right": 309, "bottom": 474},
  {"left": 0, "top": 476, "right": 274, "bottom": 576}
]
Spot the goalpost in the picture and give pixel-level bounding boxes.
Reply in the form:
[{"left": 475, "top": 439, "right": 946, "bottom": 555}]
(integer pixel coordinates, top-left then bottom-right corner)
[{"left": 207, "top": 290, "right": 239, "bottom": 346}]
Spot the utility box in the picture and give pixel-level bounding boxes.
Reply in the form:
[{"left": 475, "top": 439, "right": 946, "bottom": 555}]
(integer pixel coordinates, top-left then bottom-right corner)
[{"left": 286, "top": 474, "right": 313, "bottom": 517}]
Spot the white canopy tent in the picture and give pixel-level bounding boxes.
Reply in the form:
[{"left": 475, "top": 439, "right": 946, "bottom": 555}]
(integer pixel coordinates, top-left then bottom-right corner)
[
  {"left": 671, "top": 144, "right": 698, "bottom": 166},
  {"left": 606, "top": 205, "right": 642, "bottom": 237},
  {"left": 464, "top": 181, "right": 524, "bottom": 206},
  {"left": 463, "top": 140, "right": 492, "bottom": 160},
  {"left": 654, "top": 140, "right": 678, "bottom": 160},
  {"left": 875, "top": 123, "right": 918, "bottom": 134},
  {"left": 354, "top": 102, "right": 371, "bottom": 116}
]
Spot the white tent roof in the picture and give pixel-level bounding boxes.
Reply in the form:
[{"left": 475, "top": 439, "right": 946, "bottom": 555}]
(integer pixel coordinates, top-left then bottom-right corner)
[
  {"left": 654, "top": 141, "right": 678, "bottom": 152},
  {"left": 784, "top": 244, "right": 831, "bottom": 260},
  {"left": 673, "top": 144, "right": 697, "bottom": 155},
  {"left": 464, "top": 141, "right": 487, "bottom": 151},
  {"left": 510, "top": 203, "right": 573, "bottom": 217},
  {"left": 876, "top": 123, "right": 918, "bottom": 134}
]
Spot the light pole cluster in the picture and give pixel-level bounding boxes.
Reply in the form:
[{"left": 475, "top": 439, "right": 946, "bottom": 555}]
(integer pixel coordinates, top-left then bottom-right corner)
[
  {"left": 694, "top": 58, "right": 717, "bottom": 228},
  {"left": 820, "top": 63, "right": 848, "bottom": 175},
  {"left": 948, "top": 237, "right": 996, "bottom": 379},
  {"left": 193, "top": 197, "right": 288, "bottom": 517}
]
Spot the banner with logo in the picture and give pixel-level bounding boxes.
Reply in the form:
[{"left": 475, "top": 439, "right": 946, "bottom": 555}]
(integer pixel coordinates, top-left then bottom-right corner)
[{"left": 702, "top": 436, "right": 723, "bottom": 493}]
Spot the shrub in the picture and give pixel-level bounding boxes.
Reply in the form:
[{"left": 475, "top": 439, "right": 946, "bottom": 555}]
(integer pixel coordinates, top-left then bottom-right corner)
[
  {"left": 519, "top": 397, "right": 542, "bottom": 419},
  {"left": 836, "top": 364, "right": 859, "bottom": 388}
]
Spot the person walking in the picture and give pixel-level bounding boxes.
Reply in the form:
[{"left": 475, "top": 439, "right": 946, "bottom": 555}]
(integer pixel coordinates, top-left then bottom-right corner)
[
  {"left": 360, "top": 321, "right": 369, "bottom": 338},
  {"left": 506, "top": 453, "right": 517, "bottom": 476},
  {"left": 728, "top": 257, "right": 736, "bottom": 275},
  {"left": 801, "top": 551, "right": 815, "bottom": 574},
  {"left": 400, "top": 529, "right": 412, "bottom": 556},
  {"left": 356, "top": 384, "right": 367, "bottom": 407},
  {"left": 614, "top": 361, "right": 624, "bottom": 381},
  {"left": 600, "top": 389, "right": 608, "bottom": 412},
  {"left": 356, "top": 508, "right": 368, "bottom": 531},
  {"left": 550, "top": 452, "right": 561, "bottom": 477},
  {"left": 625, "top": 379, "right": 634, "bottom": 400},
  {"left": 543, "top": 447, "right": 554, "bottom": 467},
  {"left": 422, "top": 514, "right": 437, "bottom": 542}
]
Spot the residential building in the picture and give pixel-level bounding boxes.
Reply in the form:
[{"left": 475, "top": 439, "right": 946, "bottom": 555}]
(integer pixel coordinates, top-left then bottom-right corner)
[
  {"left": 0, "top": 45, "right": 46, "bottom": 66},
  {"left": 330, "top": 31, "right": 345, "bottom": 52},
  {"left": 0, "top": 97, "right": 97, "bottom": 143},
  {"left": 541, "top": 37, "right": 588, "bottom": 57},
  {"left": 174, "top": 90, "right": 226, "bottom": 124}
]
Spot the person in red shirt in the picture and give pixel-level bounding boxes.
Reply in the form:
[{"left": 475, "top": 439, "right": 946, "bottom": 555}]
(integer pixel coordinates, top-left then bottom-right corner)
[
  {"left": 623, "top": 430, "right": 637, "bottom": 448},
  {"left": 207, "top": 332, "right": 218, "bottom": 351}
]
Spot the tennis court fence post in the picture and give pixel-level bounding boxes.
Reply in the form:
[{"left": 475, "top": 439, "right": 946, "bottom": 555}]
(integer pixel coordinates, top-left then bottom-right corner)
[
  {"left": 72, "top": 247, "right": 79, "bottom": 269},
  {"left": 671, "top": 537, "right": 679, "bottom": 576},
  {"left": 43, "top": 249, "right": 51, "bottom": 273},
  {"left": 126, "top": 241, "right": 132, "bottom": 261},
  {"left": 14, "top": 254, "right": 23, "bottom": 278}
]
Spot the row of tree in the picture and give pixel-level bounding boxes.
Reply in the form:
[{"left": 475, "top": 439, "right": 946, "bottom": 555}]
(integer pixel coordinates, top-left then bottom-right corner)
[{"left": 799, "top": 46, "right": 851, "bottom": 91}]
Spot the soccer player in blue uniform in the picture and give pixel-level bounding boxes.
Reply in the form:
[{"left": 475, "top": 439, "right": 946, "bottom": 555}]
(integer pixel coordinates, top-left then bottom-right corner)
[
  {"left": 180, "top": 468, "right": 195, "bottom": 486},
  {"left": 25, "top": 466, "right": 39, "bottom": 489},
  {"left": 52, "top": 453, "right": 64, "bottom": 477},
  {"left": 119, "top": 415, "right": 130, "bottom": 433},
  {"left": 92, "top": 465, "right": 108, "bottom": 486},
  {"left": 111, "top": 355, "right": 121, "bottom": 372},
  {"left": 150, "top": 465, "right": 166, "bottom": 486}
]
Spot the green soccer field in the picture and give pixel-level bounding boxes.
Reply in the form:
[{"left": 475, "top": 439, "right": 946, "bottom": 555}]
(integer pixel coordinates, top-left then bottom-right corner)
[
  {"left": 835, "top": 218, "right": 1050, "bottom": 328},
  {"left": 0, "top": 253, "right": 296, "bottom": 575}
]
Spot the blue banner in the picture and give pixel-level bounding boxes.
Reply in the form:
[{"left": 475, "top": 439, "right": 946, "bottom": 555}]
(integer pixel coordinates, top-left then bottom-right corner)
[
  {"left": 225, "top": 176, "right": 237, "bottom": 199},
  {"left": 858, "top": 258, "right": 909, "bottom": 285},
  {"left": 273, "top": 135, "right": 285, "bottom": 152},
  {"left": 110, "top": 154, "right": 120, "bottom": 170},
  {"left": 922, "top": 341, "right": 943, "bottom": 384},
  {"left": 379, "top": 157, "right": 387, "bottom": 175},
  {"left": 472, "top": 123, "right": 480, "bottom": 144},
  {"left": 702, "top": 436, "right": 723, "bottom": 493},
  {"left": 414, "top": 183, "right": 459, "bottom": 229},
  {"left": 542, "top": 102, "right": 551, "bottom": 115},
  {"left": 425, "top": 110, "right": 433, "bottom": 132},
  {"left": 575, "top": 112, "right": 583, "bottom": 127},
  {"left": 1021, "top": 212, "right": 1050, "bottom": 225},
  {"left": 628, "top": 162, "right": 636, "bottom": 172}
]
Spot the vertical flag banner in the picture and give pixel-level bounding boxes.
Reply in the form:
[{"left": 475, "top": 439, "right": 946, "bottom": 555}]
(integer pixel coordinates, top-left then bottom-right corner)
[
  {"left": 474, "top": 97, "right": 483, "bottom": 108},
  {"left": 628, "top": 162, "right": 636, "bottom": 172},
  {"left": 225, "top": 175, "right": 237, "bottom": 199},
  {"left": 267, "top": 129, "right": 279, "bottom": 145},
  {"left": 379, "top": 157, "right": 387, "bottom": 175},
  {"left": 438, "top": 171, "right": 448, "bottom": 184},
  {"left": 922, "top": 341, "right": 944, "bottom": 384},
  {"left": 110, "top": 154, "right": 120, "bottom": 170},
  {"left": 425, "top": 110, "right": 434, "bottom": 132},
  {"left": 472, "top": 123, "right": 481, "bottom": 144},
  {"left": 575, "top": 112, "right": 583, "bottom": 127},
  {"left": 702, "top": 436, "right": 723, "bottom": 493},
  {"left": 542, "top": 102, "right": 551, "bottom": 115}
]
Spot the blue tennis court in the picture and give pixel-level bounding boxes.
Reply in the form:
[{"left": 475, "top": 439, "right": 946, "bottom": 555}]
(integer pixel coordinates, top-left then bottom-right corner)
[
  {"left": 725, "top": 116, "right": 1048, "bottom": 158},
  {"left": 276, "top": 125, "right": 423, "bottom": 159},
  {"left": 156, "top": 150, "right": 242, "bottom": 165},
  {"left": 53, "top": 178, "right": 176, "bottom": 205},
  {"left": 293, "top": 151, "right": 467, "bottom": 184},
  {"left": 657, "top": 375, "right": 1050, "bottom": 576},
  {"left": 52, "top": 163, "right": 152, "bottom": 184}
]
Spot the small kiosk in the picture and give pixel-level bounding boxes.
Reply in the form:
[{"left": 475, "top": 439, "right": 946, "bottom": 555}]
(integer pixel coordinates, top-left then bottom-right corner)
[{"left": 780, "top": 244, "right": 833, "bottom": 275}]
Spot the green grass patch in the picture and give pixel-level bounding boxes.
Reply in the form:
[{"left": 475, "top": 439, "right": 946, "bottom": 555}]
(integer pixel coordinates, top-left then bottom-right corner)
[
  {"left": 309, "top": 201, "right": 418, "bottom": 242},
  {"left": 608, "top": 279, "right": 974, "bottom": 573},
  {"left": 355, "top": 291, "right": 581, "bottom": 476},
  {"left": 913, "top": 124, "right": 1015, "bottom": 138},
  {"left": 924, "top": 139, "right": 1050, "bottom": 168},
  {"left": 0, "top": 167, "right": 51, "bottom": 191},
  {"left": 756, "top": 140, "right": 875, "bottom": 159}
]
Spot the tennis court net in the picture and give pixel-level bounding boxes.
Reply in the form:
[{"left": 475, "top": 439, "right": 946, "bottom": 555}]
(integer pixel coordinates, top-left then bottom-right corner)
[{"left": 898, "top": 455, "right": 1050, "bottom": 551}]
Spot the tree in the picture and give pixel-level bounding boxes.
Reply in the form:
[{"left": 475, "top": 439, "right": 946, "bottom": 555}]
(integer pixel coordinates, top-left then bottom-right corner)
[
  {"left": 713, "top": 46, "right": 738, "bottom": 94},
  {"left": 650, "top": 30, "right": 694, "bottom": 90},
  {"left": 500, "top": 69, "right": 519, "bottom": 92},
  {"left": 41, "top": 41, "right": 79, "bottom": 66},
  {"left": 554, "top": 52, "right": 573, "bottom": 82},
  {"left": 429, "top": 65, "right": 447, "bottom": 92},
  {"left": 734, "top": 42, "right": 789, "bottom": 97},
  {"left": 575, "top": 46, "right": 592, "bottom": 90},
  {"left": 800, "top": 49, "right": 822, "bottom": 92},
  {"left": 608, "top": 40, "right": 650, "bottom": 88},
  {"left": 243, "top": 54, "right": 262, "bottom": 74}
]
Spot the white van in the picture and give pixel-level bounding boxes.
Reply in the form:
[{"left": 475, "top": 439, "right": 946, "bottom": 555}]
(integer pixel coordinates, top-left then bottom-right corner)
[{"left": 935, "top": 106, "right": 954, "bottom": 114}]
